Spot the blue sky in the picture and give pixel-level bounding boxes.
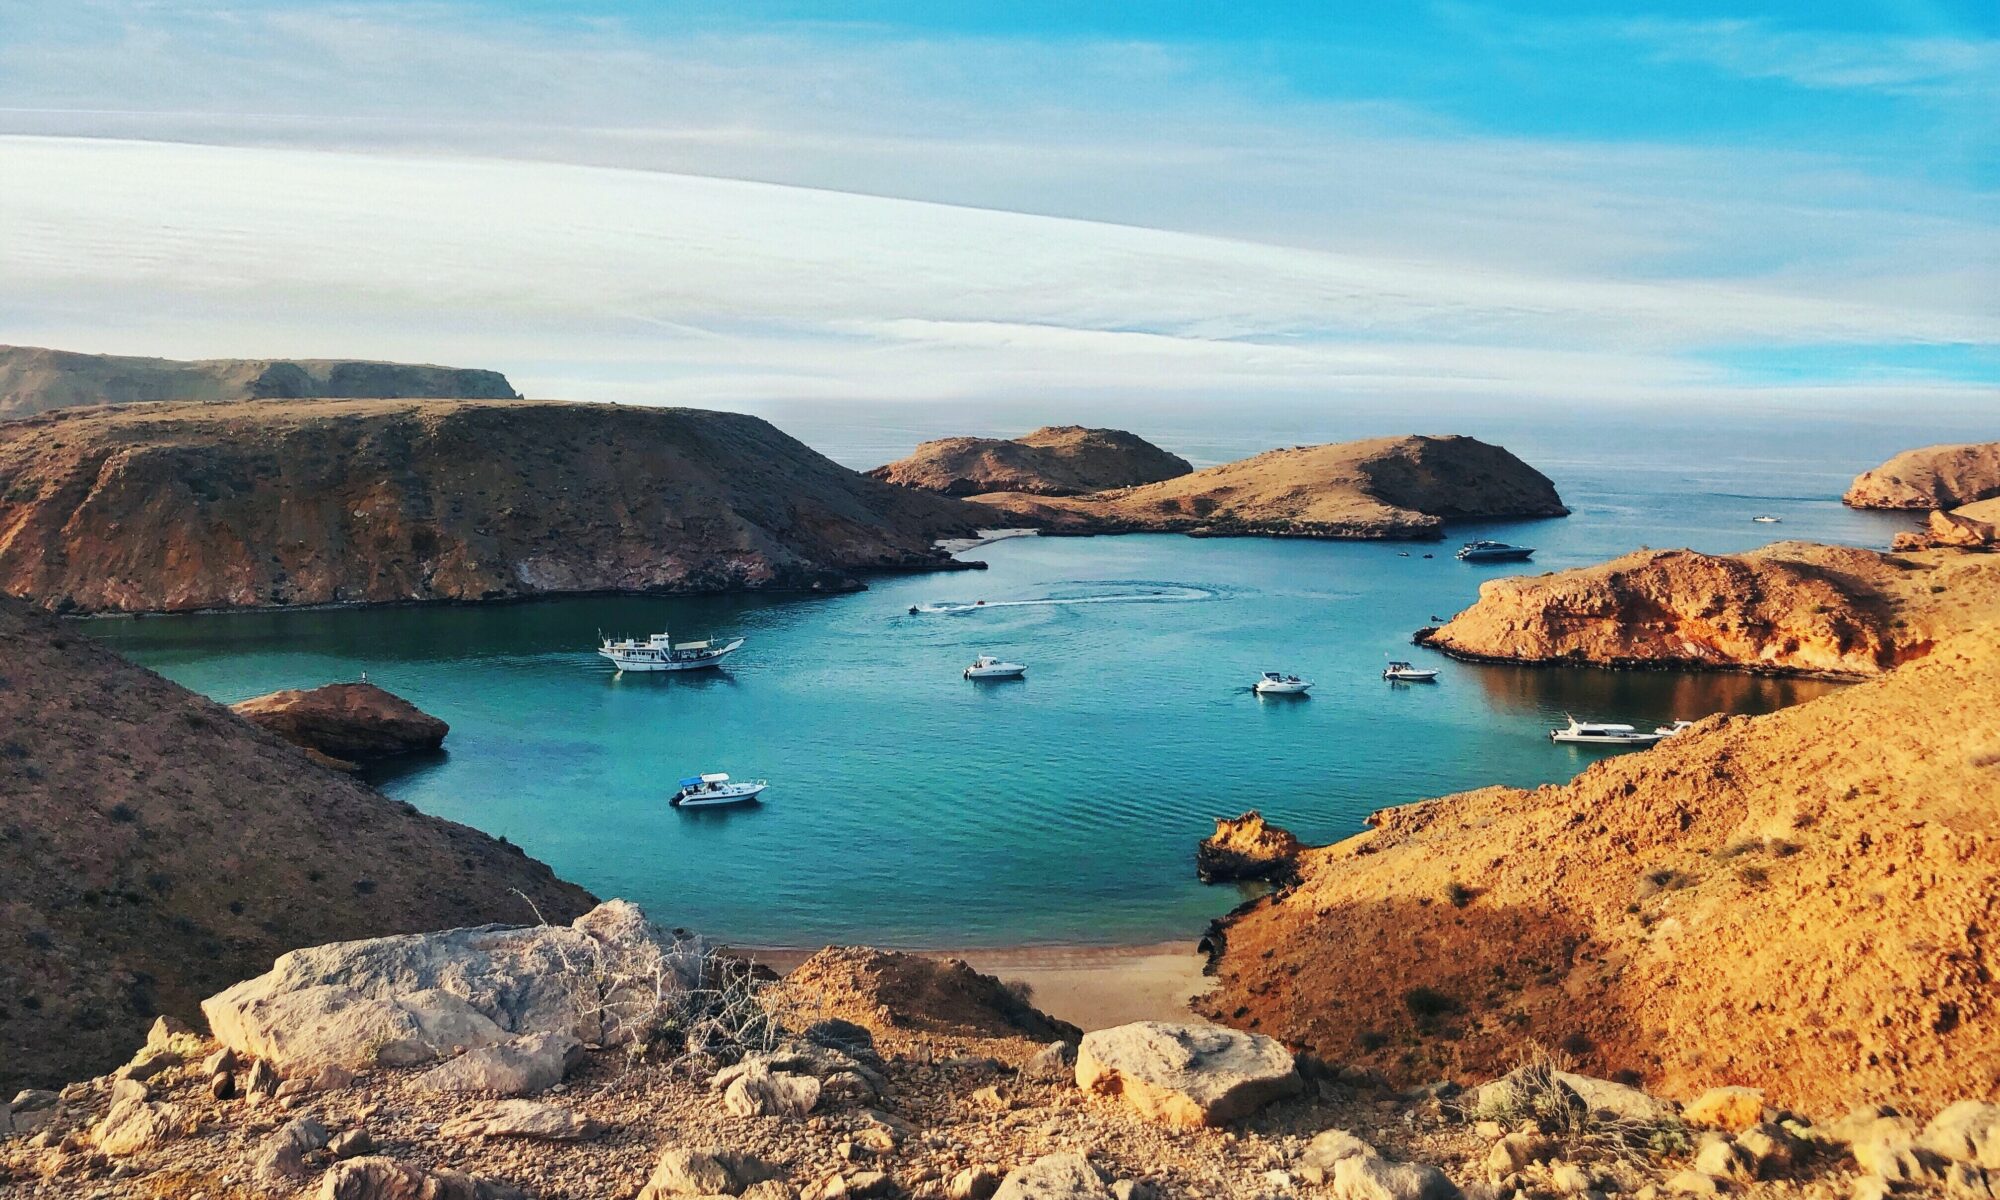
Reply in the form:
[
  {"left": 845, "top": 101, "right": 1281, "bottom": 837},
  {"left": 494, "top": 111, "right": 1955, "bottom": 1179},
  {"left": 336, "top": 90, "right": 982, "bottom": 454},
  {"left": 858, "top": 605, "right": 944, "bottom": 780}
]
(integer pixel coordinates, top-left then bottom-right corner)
[{"left": 0, "top": 0, "right": 1993, "bottom": 411}]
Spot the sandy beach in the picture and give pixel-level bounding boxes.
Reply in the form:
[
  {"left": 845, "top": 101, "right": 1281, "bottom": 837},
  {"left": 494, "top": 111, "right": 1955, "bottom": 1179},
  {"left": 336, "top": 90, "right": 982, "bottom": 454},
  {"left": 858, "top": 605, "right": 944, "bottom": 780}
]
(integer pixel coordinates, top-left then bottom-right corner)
[{"left": 734, "top": 941, "right": 1214, "bottom": 1032}]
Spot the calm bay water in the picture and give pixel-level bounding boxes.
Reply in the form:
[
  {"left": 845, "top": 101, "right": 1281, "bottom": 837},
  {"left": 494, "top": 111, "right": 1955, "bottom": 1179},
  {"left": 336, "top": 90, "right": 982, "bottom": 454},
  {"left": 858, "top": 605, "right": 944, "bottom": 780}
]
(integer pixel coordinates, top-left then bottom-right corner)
[{"left": 84, "top": 402, "right": 1981, "bottom": 948}]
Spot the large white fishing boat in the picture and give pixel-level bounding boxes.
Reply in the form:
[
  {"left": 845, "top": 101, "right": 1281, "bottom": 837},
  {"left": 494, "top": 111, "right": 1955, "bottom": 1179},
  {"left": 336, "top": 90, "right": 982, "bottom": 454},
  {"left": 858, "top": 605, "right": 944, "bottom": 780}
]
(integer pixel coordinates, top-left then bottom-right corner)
[
  {"left": 597, "top": 630, "right": 744, "bottom": 672},
  {"left": 1549, "top": 715, "right": 1666, "bottom": 747},
  {"left": 670, "top": 773, "right": 768, "bottom": 808}
]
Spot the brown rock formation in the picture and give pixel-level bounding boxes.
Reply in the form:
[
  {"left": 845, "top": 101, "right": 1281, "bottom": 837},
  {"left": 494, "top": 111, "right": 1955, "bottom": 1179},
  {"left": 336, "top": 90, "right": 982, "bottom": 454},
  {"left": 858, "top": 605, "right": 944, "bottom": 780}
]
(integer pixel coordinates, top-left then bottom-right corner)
[
  {"left": 1419, "top": 541, "right": 2000, "bottom": 678},
  {"left": 1196, "top": 812, "right": 1303, "bottom": 883},
  {"left": 0, "top": 398, "right": 982, "bottom": 613},
  {"left": 780, "top": 947, "right": 1081, "bottom": 1044},
  {"left": 972, "top": 435, "right": 1566, "bottom": 540},
  {"left": 1892, "top": 500, "right": 2000, "bottom": 552},
  {"left": 1844, "top": 441, "right": 2000, "bottom": 510},
  {"left": 1196, "top": 627, "right": 2000, "bottom": 1115},
  {"left": 231, "top": 683, "right": 449, "bottom": 764},
  {"left": 0, "top": 344, "right": 518, "bottom": 421},
  {"left": 868, "top": 426, "right": 1192, "bottom": 497},
  {"left": 0, "top": 597, "right": 595, "bottom": 1093}
]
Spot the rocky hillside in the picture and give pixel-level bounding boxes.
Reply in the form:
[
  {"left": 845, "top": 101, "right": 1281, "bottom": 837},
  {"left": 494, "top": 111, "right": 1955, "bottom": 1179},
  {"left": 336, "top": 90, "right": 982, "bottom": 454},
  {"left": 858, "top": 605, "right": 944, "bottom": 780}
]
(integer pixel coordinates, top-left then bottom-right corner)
[
  {"left": 1418, "top": 540, "right": 2000, "bottom": 678},
  {"left": 0, "top": 398, "right": 983, "bottom": 613},
  {"left": 868, "top": 427, "right": 1192, "bottom": 497},
  {"left": 0, "top": 598, "right": 596, "bottom": 1093},
  {"left": 1198, "top": 626, "right": 2000, "bottom": 1115},
  {"left": 974, "top": 435, "right": 1566, "bottom": 539},
  {"left": 0, "top": 344, "right": 518, "bottom": 420},
  {"left": 1844, "top": 440, "right": 2000, "bottom": 510}
]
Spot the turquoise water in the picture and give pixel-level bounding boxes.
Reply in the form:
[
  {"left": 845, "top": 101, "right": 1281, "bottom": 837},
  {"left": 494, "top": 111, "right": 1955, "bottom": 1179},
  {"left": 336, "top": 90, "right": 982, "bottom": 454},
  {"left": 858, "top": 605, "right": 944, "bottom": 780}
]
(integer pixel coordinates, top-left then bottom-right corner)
[{"left": 84, "top": 403, "right": 1979, "bottom": 948}]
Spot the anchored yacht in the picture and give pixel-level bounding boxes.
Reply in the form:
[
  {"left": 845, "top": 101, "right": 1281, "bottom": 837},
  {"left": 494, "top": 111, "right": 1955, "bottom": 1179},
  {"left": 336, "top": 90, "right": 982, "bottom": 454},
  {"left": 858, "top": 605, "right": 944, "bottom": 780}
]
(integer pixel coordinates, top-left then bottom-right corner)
[
  {"left": 598, "top": 630, "right": 744, "bottom": 672},
  {"left": 1383, "top": 661, "right": 1440, "bottom": 682},
  {"left": 964, "top": 655, "right": 1027, "bottom": 680},
  {"left": 1549, "top": 715, "right": 1666, "bottom": 747},
  {"left": 1254, "top": 671, "right": 1312, "bottom": 695},
  {"left": 1456, "top": 541, "right": 1536, "bottom": 563},
  {"left": 670, "top": 773, "right": 768, "bottom": 808}
]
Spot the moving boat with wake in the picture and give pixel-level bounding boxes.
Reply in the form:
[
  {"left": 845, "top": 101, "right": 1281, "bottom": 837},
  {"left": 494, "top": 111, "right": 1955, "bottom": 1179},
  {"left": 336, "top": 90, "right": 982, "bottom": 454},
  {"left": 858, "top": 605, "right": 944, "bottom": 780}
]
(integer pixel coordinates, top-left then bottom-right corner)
[
  {"left": 670, "top": 773, "right": 768, "bottom": 808},
  {"left": 598, "top": 629, "right": 744, "bottom": 672}
]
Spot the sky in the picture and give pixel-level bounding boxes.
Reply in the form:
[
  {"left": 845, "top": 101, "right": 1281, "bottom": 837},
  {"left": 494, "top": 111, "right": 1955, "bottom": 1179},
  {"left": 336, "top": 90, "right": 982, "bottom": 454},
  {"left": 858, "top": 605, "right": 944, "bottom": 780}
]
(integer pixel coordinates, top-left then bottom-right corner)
[{"left": 0, "top": 0, "right": 1994, "bottom": 414}]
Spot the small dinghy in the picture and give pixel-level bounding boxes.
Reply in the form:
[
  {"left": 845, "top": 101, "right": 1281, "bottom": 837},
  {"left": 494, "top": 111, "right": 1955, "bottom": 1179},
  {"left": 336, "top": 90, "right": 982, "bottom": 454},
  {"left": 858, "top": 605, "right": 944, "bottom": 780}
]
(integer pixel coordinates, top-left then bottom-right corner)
[
  {"left": 1253, "top": 671, "right": 1312, "bottom": 695},
  {"left": 670, "top": 773, "right": 768, "bottom": 808},
  {"left": 964, "top": 654, "right": 1026, "bottom": 680},
  {"left": 1383, "top": 661, "right": 1439, "bottom": 682},
  {"left": 1549, "top": 715, "right": 1665, "bottom": 747}
]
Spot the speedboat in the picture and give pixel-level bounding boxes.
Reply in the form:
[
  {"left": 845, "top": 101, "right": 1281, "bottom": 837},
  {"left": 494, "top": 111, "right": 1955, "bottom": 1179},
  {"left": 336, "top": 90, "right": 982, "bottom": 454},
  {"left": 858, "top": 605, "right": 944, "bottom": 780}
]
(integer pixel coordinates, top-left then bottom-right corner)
[
  {"left": 964, "top": 655, "right": 1026, "bottom": 680},
  {"left": 1253, "top": 671, "right": 1312, "bottom": 695},
  {"left": 1383, "top": 661, "right": 1439, "bottom": 682},
  {"left": 1752, "top": 515, "right": 1782, "bottom": 523},
  {"left": 1654, "top": 720, "right": 1696, "bottom": 736},
  {"left": 598, "top": 630, "right": 744, "bottom": 672},
  {"left": 1456, "top": 541, "right": 1535, "bottom": 563},
  {"left": 670, "top": 773, "right": 768, "bottom": 808},
  {"left": 1549, "top": 715, "right": 1666, "bottom": 747}
]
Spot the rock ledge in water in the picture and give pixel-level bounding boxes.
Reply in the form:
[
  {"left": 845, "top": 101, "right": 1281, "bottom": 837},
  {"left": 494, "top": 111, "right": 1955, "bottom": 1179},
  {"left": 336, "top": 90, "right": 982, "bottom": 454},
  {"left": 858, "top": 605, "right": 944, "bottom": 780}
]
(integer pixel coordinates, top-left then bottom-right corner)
[{"left": 232, "top": 682, "right": 448, "bottom": 763}]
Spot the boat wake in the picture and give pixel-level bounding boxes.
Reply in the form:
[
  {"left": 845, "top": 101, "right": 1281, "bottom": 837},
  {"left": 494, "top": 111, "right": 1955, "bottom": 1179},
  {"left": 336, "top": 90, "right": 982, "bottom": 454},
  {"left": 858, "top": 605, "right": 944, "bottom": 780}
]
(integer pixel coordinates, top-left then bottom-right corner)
[{"left": 912, "top": 583, "right": 1215, "bottom": 615}]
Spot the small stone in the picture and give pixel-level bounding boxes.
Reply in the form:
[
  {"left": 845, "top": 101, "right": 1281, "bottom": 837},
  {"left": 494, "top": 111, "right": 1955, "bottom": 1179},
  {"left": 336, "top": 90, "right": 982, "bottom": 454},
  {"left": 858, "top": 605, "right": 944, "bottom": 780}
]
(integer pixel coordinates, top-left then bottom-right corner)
[
  {"left": 993, "top": 1154, "right": 1109, "bottom": 1200},
  {"left": 1663, "top": 1172, "right": 1720, "bottom": 1197},
  {"left": 329, "top": 1129, "right": 374, "bottom": 1159},
  {"left": 1019, "top": 1043, "right": 1077, "bottom": 1083},
  {"left": 9, "top": 1090, "right": 57, "bottom": 1112},
  {"left": 317, "top": 1155, "right": 527, "bottom": 1200},
  {"left": 93, "top": 1098, "right": 182, "bottom": 1157},
  {"left": 416, "top": 1032, "right": 580, "bottom": 1097},
  {"left": 638, "top": 1147, "right": 776, "bottom": 1199},
  {"left": 244, "top": 1058, "right": 280, "bottom": 1103},
  {"left": 1305, "top": 1129, "right": 1381, "bottom": 1171},
  {"left": 1075, "top": 1022, "right": 1299, "bottom": 1128},
  {"left": 743, "top": 1184, "right": 796, "bottom": 1200},
  {"left": 725, "top": 1065, "right": 822, "bottom": 1119},
  {"left": 805, "top": 1019, "right": 878, "bottom": 1059},
  {"left": 1472, "top": 1121, "right": 1504, "bottom": 1140},
  {"left": 1682, "top": 1087, "right": 1765, "bottom": 1132},
  {"left": 201, "top": 1047, "right": 239, "bottom": 1077},
  {"left": 1693, "top": 1136, "right": 1753, "bottom": 1181},
  {"left": 254, "top": 1115, "right": 331, "bottom": 1183},
  {"left": 109, "top": 1078, "right": 148, "bottom": 1107},
  {"left": 1108, "top": 1181, "right": 1156, "bottom": 1200},
  {"left": 1329, "top": 1155, "right": 1459, "bottom": 1200},
  {"left": 116, "top": 1048, "right": 180, "bottom": 1082},
  {"left": 951, "top": 1167, "right": 1002, "bottom": 1200},
  {"left": 973, "top": 1085, "right": 1011, "bottom": 1111},
  {"left": 209, "top": 1071, "right": 235, "bottom": 1101},
  {"left": 1484, "top": 1134, "right": 1546, "bottom": 1180},
  {"left": 1735, "top": 1124, "right": 1799, "bottom": 1179},
  {"left": 1548, "top": 1163, "right": 1592, "bottom": 1194}
]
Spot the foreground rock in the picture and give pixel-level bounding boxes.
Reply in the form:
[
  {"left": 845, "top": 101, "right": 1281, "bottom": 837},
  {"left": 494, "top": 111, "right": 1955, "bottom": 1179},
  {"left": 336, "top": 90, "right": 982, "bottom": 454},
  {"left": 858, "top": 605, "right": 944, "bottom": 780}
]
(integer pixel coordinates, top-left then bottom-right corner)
[
  {"left": 1200, "top": 626, "right": 2000, "bottom": 1115},
  {"left": 1419, "top": 540, "right": 2000, "bottom": 678},
  {"left": 1845, "top": 441, "right": 2000, "bottom": 509},
  {"left": 1196, "top": 811, "right": 1303, "bottom": 884},
  {"left": 0, "top": 398, "right": 982, "bottom": 613},
  {"left": 869, "top": 427, "right": 1192, "bottom": 497},
  {"left": 780, "top": 947, "right": 1081, "bottom": 1043},
  {"left": 1075, "top": 1022, "right": 1299, "bottom": 1127},
  {"left": 973, "top": 435, "right": 1566, "bottom": 540},
  {"left": 233, "top": 682, "right": 449, "bottom": 763},
  {"left": 0, "top": 342, "right": 518, "bottom": 421},
  {"left": 0, "top": 597, "right": 594, "bottom": 1095}
]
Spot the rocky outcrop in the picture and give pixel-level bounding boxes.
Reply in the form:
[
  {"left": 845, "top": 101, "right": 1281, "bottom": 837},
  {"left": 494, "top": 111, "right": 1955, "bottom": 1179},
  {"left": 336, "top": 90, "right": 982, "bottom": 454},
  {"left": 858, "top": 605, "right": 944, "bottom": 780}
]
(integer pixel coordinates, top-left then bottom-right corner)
[
  {"left": 232, "top": 683, "right": 449, "bottom": 764},
  {"left": 1892, "top": 499, "right": 2000, "bottom": 552},
  {"left": 1074, "top": 1022, "right": 1299, "bottom": 1127},
  {"left": 0, "top": 597, "right": 595, "bottom": 1093},
  {"left": 0, "top": 343, "right": 518, "bottom": 421},
  {"left": 0, "top": 398, "right": 983, "bottom": 613},
  {"left": 780, "top": 947, "right": 1081, "bottom": 1043},
  {"left": 1197, "top": 626, "right": 2000, "bottom": 1115},
  {"left": 869, "top": 427, "right": 1192, "bottom": 497},
  {"left": 1418, "top": 540, "right": 2000, "bottom": 678},
  {"left": 1844, "top": 441, "right": 2000, "bottom": 510},
  {"left": 972, "top": 435, "right": 1566, "bottom": 540},
  {"left": 1195, "top": 812, "right": 1302, "bottom": 883}
]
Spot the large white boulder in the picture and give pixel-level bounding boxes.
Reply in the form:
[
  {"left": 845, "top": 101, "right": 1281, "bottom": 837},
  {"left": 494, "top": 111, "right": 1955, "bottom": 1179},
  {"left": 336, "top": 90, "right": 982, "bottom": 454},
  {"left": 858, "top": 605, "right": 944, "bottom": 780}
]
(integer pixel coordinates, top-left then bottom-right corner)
[
  {"left": 1075, "top": 1021, "right": 1299, "bottom": 1128},
  {"left": 203, "top": 900, "right": 702, "bottom": 1073}
]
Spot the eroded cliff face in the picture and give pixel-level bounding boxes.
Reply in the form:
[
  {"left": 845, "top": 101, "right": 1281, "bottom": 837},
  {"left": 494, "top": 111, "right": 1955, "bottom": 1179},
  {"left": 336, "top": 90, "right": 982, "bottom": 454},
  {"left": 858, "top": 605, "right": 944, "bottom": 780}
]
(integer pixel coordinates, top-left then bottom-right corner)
[
  {"left": 973, "top": 434, "right": 1567, "bottom": 540},
  {"left": 868, "top": 426, "right": 1193, "bottom": 497},
  {"left": 0, "top": 598, "right": 595, "bottom": 1093},
  {"left": 0, "top": 398, "right": 982, "bottom": 613},
  {"left": 1844, "top": 441, "right": 2000, "bottom": 510},
  {"left": 1420, "top": 541, "right": 2000, "bottom": 678},
  {"left": 1198, "top": 628, "right": 2000, "bottom": 1115},
  {"left": 0, "top": 344, "right": 518, "bottom": 420}
]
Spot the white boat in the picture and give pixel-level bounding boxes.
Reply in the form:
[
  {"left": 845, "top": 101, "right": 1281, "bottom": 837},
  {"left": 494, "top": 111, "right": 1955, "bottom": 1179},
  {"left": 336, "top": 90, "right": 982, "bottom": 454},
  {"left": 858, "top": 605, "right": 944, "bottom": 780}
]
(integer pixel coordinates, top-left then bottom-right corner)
[
  {"left": 1383, "top": 661, "right": 1440, "bottom": 682},
  {"left": 964, "top": 655, "right": 1027, "bottom": 680},
  {"left": 1752, "top": 515, "right": 1782, "bottom": 523},
  {"left": 1654, "top": 720, "right": 1696, "bottom": 736},
  {"left": 1253, "top": 671, "right": 1312, "bottom": 695},
  {"left": 1549, "top": 715, "right": 1666, "bottom": 746},
  {"left": 598, "top": 630, "right": 744, "bottom": 672},
  {"left": 670, "top": 773, "right": 768, "bottom": 808}
]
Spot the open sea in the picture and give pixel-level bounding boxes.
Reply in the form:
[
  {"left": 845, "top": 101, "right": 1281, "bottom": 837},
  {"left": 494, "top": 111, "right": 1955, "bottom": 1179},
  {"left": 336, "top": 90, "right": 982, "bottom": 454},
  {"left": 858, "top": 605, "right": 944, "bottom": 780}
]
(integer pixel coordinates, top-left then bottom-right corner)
[{"left": 83, "top": 398, "right": 1989, "bottom": 949}]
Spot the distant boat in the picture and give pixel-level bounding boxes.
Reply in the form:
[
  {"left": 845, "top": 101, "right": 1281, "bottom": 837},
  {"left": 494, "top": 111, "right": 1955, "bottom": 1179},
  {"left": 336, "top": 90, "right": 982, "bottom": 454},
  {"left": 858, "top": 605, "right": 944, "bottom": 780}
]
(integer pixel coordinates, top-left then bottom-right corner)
[
  {"left": 1549, "top": 715, "right": 1665, "bottom": 747},
  {"left": 1654, "top": 720, "right": 1697, "bottom": 736},
  {"left": 1752, "top": 515, "right": 1782, "bottom": 523},
  {"left": 1383, "top": 661, "right": 1439, "bottom": 682},
  {"left": 964, "top": 655, "right": 1026, "bottom": 680},
  {"left": 1253, "top": 671, "right": 1312, "bottom": 695},
  {"left": 670, "top": 773, "right": 768, "bottom": 808},
  {"left": 598, "top": 630, "right": 744, "bottom": 672},
  {"left": 1456, "top": 541, "right": 1535, "bottom": 563}
]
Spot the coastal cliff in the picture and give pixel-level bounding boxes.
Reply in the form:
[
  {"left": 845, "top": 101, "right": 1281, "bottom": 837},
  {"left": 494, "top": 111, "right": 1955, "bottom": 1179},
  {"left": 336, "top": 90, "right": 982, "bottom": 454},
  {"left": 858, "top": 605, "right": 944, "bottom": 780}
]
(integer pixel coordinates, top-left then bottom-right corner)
[
  {"left": 231, "top": 683, "right": 449, "bottom": 767},
  {"left": 973, "top": 435, "right": 1566, "bottom": 540},
  {"left": 1844, "top": 441, "right": 2000, "bottom": 510},
  {"left": 0, "top": 398, "right": 982, "bottom": 613},
  {"left": 1197, "top": 627, "right": 2000, "bottom": 1115},
  {"left": 0, "top": 344, "right": 518, "bottom": 421},
  {"left": 1418, "top": 540, "right": 2000, "bottom": 678},
  {"left": 868, "top": 426, "right": 1192, "bottom": 497},
  {"left": 0, "top": 597, "right": 595, "bottom": 1093}
]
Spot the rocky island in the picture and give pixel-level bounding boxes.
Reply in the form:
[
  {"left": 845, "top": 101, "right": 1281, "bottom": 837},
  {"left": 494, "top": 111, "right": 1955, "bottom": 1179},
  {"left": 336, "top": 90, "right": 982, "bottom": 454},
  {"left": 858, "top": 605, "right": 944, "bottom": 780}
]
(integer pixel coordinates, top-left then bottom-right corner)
[
  {"left": 232, "top": 683, "right": 451, "bottom": 769},
  {"left": 869, "top": 426, "right": 1193, "bottom": 497},
  {"left": 0, "top": 344, "right": 519, "bottom": 421},
  {"left": 0, "top": 398, "right": 983, "bottom": 613},
  {"left": 1844, "top": 440, "right": 2000, "bottom": 510},
  {"left": 972, "top": 435, "right": 1567, "bottom": 540}
]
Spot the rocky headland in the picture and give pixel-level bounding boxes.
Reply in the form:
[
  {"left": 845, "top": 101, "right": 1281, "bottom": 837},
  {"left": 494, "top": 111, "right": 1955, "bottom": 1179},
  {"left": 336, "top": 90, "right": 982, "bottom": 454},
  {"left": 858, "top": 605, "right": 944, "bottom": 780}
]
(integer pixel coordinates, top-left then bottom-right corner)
[
  {"left": 1417, "top": 539, "right": 2000, "bottom": 678},
  {"left": 0, "top": 597, "right": 595, "bottom": 1094},
  {"left": 232, "top": 683, "right": 450, "bottom": 769},
  {"left": 1844, "top": 441, "right": 2000, "bottom": 510},
  {"left": 868, "top": 428, "right": 1193, "bottom": 498},
  {"left": 0, "top": 344, "right": 519, "bottom": 421},
  {"left": 1889, "top": 497, "right": 2000, "bottom": 552},
  {"left": 971, "top": 436, "right": 1566, "bottom": 540},
  {"left": 0, "top": 398, "right": 983, "bottom": 613}
]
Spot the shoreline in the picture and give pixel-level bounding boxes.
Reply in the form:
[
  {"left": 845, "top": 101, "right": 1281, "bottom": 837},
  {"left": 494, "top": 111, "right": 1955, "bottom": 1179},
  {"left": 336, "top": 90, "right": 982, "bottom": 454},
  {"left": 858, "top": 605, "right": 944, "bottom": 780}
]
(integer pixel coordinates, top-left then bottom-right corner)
[{"left": 725, "top": 939, "right": 1214, "bottom": 1033}]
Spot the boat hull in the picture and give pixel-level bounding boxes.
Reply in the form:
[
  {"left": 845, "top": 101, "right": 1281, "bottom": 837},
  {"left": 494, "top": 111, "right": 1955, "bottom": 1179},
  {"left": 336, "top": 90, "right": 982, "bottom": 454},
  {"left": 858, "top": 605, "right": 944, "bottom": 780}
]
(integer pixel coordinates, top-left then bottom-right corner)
[
  {"left": 1458, "top": 549, "right": 1534, "bottom": 563},
  {"left": 671, "top": 784, "right": 767, "bottom": 807},
  {"left": 1384, "top": 671, "right": 1439, "bottom": 682},
  {"left": 1254, "top": 682, "right": 1312, "bottom": 695},
  {"left": 1550, "top": 732, "right": 1664, "bottom": 746},
  {"left": 599, "top": 640, "right": 743, "bottom": 672},
  {"left": 965, "top": 667, "right": 1026, "bottom": 679}
]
